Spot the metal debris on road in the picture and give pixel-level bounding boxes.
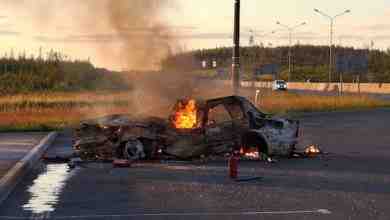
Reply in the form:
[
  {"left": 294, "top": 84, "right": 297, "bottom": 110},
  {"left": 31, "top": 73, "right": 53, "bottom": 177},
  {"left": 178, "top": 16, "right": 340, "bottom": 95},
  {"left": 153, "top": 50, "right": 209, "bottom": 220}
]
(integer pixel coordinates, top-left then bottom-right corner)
[{"left": 112, "top": 159, "right": 132, "bottom": 168}]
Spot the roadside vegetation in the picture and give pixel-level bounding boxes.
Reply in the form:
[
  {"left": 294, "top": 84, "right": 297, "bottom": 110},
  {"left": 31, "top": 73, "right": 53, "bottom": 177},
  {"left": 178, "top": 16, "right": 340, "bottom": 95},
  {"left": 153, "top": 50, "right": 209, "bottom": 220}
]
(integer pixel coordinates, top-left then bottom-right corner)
[
  {"left": 202, "top": 87, "right": 390, "bottom": 114},
  {"left": 0, "top": 91, "right": 133, "bottom": 132},
  {"left": 258, "top": 92, "right": 390, "bottom": 114},
  {"left": 1, "top": 89, "right": 389, "bottom": 132},
  {"left": 0, "top": 50, "right": 128, "bottom": 94}
]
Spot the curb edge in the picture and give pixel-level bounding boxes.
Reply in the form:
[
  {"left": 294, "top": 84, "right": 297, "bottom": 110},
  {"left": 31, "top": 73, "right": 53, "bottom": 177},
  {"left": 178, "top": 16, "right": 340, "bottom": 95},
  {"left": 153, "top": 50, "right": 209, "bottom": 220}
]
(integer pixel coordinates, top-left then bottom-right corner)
[{"left": 0, "top": 131, "right": 58, "bottom": 205}]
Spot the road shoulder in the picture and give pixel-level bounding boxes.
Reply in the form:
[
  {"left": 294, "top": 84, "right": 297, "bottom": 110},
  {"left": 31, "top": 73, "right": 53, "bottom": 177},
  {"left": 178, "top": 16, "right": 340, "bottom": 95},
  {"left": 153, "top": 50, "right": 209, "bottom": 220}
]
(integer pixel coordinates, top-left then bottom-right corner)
[{"left": 0, "top": 132, "right": 57, "bottom": 205}]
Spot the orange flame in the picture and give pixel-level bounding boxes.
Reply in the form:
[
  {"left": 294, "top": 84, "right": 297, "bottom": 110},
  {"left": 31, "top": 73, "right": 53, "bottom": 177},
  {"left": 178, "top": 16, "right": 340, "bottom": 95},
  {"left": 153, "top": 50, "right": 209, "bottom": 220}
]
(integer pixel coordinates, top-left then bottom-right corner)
[
  {"left": 173, "top": 99, "right": 198, "bottom": 129},
  {"left": 245, "top": 151, "right": 260, "bottom": 159},
  {"left": 240, "top": 147, "right": 260, "bottom": 159},
  {"left": 305, "top": 145, "right": 321, "bottom": 155}
]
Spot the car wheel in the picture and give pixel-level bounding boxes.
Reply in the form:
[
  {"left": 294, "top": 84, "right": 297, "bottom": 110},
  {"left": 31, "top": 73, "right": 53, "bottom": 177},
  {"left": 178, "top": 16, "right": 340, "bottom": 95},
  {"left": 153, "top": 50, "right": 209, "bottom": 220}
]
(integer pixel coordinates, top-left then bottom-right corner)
[{"left": 123, "top": 139, "right": 146, "bottom": 160}]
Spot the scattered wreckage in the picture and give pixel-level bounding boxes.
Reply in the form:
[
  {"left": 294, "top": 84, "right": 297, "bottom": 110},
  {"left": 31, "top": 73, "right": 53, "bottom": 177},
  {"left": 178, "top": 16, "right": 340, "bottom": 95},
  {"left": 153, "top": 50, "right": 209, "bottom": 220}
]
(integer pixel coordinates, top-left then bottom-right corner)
[{"left": 73, "top": 96, "right": 303, "bottom": 162}]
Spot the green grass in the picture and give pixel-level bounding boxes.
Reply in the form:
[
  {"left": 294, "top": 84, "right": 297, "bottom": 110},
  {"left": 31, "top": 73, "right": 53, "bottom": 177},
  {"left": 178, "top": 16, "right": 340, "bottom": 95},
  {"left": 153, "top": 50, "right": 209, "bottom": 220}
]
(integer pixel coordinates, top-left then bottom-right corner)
[{"left": 257, "top": 91, "right": 390, "bottom": 115}]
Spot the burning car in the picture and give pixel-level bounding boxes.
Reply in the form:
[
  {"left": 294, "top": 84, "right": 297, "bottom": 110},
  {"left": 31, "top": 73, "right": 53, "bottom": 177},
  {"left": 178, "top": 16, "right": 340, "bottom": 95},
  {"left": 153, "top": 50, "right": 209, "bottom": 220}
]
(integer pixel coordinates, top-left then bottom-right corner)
[{"left": 73, "top": 96, "right": 300, "bottom": 161}]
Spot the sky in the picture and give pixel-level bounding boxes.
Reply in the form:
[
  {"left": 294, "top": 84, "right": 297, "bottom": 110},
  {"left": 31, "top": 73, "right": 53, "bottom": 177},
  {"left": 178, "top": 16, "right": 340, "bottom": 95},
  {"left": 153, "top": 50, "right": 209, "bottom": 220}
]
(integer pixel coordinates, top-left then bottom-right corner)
[{"left": 1, "top": 0, "right": 390, "bottom": 70}]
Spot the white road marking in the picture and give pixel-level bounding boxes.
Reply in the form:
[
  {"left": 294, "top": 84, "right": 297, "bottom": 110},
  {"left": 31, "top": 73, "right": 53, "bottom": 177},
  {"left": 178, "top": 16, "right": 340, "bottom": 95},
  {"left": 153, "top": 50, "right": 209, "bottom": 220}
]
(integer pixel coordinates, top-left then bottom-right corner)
[{"left": 0, "top": 209, "right": 332, "bottom": 219}]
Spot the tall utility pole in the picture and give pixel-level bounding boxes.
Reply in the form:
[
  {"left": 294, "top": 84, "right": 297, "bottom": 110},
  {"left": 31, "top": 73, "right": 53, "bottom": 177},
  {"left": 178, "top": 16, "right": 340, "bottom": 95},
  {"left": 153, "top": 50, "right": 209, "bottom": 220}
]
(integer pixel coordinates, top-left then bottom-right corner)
[
  {"left": 276, "top": 21, "right": 306, "bottom": 82},
  {"left": 232, "top": 0, "right": 240, "bottom": 95},
  {"left": 314, "top": 8, "right": 351, "bottom": 83}
]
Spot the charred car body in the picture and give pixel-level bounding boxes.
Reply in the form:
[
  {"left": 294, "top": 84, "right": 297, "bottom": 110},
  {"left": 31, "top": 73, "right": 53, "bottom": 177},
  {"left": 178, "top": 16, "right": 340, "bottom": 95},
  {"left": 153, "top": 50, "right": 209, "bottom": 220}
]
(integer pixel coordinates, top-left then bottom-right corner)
[{"left": 73, "top": 96, "right": 300, "bottom": 161}]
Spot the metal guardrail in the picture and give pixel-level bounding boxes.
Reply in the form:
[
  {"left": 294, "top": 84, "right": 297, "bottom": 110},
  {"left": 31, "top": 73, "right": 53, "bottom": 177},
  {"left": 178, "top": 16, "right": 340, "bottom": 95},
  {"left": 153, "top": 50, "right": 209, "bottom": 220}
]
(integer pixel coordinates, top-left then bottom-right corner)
[{"left": 209, "top": 80, "right": 390, "bottom": 95}]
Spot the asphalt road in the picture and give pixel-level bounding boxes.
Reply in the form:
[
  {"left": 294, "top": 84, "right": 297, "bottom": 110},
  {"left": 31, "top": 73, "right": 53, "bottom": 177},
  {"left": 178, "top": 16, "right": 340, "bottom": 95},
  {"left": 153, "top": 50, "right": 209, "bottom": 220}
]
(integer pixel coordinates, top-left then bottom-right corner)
[
  {"left": 1, "top": 109, "right": 390, "bottom": 219},
  {"left": 0, "top": 133, "right": 46, "bottom": 179}
]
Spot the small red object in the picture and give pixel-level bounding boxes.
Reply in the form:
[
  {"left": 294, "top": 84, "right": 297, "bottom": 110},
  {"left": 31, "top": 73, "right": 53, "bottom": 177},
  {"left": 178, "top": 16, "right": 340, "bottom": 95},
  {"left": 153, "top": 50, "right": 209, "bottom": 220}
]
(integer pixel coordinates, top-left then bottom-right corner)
[
  {"left": 113, "top": 159, "right": 132, "bottom": 168},
  {"left": 228, "top": 154, "right": 239, "bottom": 179}
]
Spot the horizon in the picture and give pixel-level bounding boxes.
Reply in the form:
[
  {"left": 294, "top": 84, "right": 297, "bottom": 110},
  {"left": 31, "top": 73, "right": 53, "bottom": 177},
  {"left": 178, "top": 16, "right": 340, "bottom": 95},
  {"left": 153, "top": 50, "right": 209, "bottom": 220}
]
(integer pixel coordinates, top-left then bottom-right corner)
[{"left": 1, "top": 0, "right": 390, "bottom": 70}]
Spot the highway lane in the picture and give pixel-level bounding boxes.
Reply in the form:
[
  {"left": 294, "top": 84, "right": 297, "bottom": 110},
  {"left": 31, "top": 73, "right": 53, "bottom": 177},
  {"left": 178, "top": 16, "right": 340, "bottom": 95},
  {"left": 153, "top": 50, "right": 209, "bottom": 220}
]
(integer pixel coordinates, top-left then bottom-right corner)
[{"left": 1, "top": 109, "right": 390, "bottom": 220}]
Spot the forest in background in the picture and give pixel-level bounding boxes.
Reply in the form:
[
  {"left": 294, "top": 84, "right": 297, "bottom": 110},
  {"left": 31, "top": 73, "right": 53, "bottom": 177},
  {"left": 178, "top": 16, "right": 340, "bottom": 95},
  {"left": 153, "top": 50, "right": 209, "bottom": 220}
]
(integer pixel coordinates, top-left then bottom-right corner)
[
  {"left": 162, "top": 45, "right": 390, "bottom": 83},
  {"left": 2, "top": 45, "right": 390, "bottom": 95},
  {"left": 0, "top": 50, "right": 128, "bottom": 94}
]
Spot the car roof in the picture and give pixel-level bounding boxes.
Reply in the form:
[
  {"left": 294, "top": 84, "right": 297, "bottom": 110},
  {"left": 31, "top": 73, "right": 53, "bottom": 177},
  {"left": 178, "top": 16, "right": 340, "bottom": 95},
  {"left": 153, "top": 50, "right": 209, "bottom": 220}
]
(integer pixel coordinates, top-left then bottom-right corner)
[
  {"left": 206, "top": 95, "right": 244, "bottom": 107},
  {"left": 205, "top": 95, "right": 267, "bottom": 117}
]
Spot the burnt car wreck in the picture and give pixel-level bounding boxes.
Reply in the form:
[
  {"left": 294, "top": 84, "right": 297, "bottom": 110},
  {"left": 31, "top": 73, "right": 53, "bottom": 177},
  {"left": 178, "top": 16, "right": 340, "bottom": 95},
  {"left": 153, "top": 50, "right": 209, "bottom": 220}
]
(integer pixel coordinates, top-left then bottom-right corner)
[{"left": 73, "top": 96, "right": 300, "bottom": 161}]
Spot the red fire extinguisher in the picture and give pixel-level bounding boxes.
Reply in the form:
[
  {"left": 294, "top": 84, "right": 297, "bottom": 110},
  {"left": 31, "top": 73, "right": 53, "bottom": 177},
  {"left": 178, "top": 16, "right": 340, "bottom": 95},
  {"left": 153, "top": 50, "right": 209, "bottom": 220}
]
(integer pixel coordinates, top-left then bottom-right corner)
[{"left": 229, "top": 151, "right": 239, "bottom": 179}]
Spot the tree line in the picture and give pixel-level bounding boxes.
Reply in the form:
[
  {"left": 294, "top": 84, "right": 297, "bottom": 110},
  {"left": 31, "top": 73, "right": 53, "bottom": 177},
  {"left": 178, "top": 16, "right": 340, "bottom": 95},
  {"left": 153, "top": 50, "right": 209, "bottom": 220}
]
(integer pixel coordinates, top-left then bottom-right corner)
[
  {"left": 162, "top": 45, "right": 390, "bottom": 83},
  {"left": 0, "top": 50, "right": 128, "bottom": 94}
]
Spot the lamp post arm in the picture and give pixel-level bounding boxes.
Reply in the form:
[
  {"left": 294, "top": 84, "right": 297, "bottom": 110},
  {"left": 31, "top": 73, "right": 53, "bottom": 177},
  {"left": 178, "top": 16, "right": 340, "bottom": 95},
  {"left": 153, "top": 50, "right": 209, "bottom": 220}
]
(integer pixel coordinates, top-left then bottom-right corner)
[
  {"left": 292, "top": 22, "right": 306, "bottom": 30},
  {"left": 276, "top": 22, "right": 291, "bottom": 30},
  {"left": 333, "top": 10, "right": 350, "bottom": 19},
  {"left": 314, "top": 9, "right": 332, "bottom": 20}
]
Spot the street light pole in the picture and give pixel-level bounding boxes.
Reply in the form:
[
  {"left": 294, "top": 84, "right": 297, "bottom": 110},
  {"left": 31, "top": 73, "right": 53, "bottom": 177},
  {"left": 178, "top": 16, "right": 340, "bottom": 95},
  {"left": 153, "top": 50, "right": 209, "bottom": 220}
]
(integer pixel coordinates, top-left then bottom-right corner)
[
  {"left": 314, "top": 9, "right": 350, "bottom": 83},
  {"left": 276, "top": 21, "right": 306, "bottom": 82},
  {"left": 248, "top": 30, "right": 276, "bottom": 46},
  {"left": 329, "top": 19, "right": 334, "bottom": 83},
  {"left": 232, "top": 0, "right": 240, "bottom": 95},
  {"left": 288, "top": 30, "right": 292, "bottom": 82}
]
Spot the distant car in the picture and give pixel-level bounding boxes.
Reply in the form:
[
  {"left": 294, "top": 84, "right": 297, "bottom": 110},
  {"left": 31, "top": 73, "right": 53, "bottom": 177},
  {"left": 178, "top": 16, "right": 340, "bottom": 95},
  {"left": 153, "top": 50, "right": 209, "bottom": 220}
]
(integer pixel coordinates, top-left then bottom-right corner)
[{"left": 272, "top": 80, "right": 288, "bottom": 91}]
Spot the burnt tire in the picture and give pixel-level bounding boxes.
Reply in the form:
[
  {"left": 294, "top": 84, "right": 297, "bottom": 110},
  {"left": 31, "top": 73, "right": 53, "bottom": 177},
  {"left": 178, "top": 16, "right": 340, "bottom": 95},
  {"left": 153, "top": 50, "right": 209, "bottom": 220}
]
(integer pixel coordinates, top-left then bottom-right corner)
[
  {"left": 122, "top": 139, "right": 146, "bottom": 160},
  {"left": 138, "top": 138, "right": 157, "bottom": 159}
]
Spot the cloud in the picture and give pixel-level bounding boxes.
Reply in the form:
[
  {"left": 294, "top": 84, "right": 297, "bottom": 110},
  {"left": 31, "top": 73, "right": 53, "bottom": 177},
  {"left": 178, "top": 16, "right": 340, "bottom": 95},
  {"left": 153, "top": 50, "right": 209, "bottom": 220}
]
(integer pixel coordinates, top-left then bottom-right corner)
[
  {"left": 179, "top": 32, "right": 232, "bottom": 39},
  {"left": 33, "top": 24, "right": 197, "bottom": 43},
  {"left": 354, "top": 24, "right": 390, "bottom": 32},
  {"left": 337, "top": 34, "right": 390, "bottom": 42},
  {"left": 34, "top": 34, "right": 118, "bottom": 43},
  {"left": 0, "top": 30, "right": 20, "bottom": 36},
  {"left": 338, "top": 34, "right": 366, "bottom": 41},
  {"left": 367, "top": 35, "right": 390, "bottom": 41},
  {"left": 34, "top": 32, "right": 172, "bottom": 43},
  {"left": 274, "top": 31, "right": 321, "bottom": 40},
  {"left": 34, "top": 32, "right": 232, "bottom": 43},
  {"left": 35, "top": 31, "right": 390, "bottom": 45}
]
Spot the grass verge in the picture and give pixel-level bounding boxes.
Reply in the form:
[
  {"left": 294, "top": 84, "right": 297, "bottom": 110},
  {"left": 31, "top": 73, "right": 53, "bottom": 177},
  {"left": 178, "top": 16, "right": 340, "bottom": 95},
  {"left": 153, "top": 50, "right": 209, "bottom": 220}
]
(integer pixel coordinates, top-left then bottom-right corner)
[
  {"left": 1, "top": 90, "right": 389, "bottom": 131},
  {"left": 257, "top": 91, "right": 390, "bottom": 115}
]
